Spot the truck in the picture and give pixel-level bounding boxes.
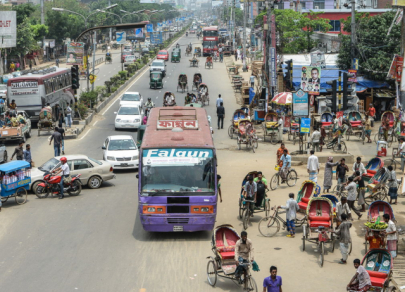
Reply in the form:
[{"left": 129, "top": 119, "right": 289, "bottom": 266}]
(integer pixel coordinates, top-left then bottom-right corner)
[
  {"left": 124, "top": 55, "right": 137, "bottom": 68},
  {"left": 0, "top": 111, "right": 32, "bottom": 143}
]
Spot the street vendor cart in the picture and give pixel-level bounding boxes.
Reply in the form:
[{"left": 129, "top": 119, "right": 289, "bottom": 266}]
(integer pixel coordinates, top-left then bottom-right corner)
[{"left": 0, "top": 160, "right": 30, "bottom": 205}]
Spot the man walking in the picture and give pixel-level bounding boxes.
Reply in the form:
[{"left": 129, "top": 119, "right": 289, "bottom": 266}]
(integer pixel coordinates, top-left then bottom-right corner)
[
  {"left": 307, "top": 150, "right": 319, "bottom": 183},
  {"left": 66, "top": 104, "right": 72, "bottom": 128},
  {"left": 11, "top": 142, "right": 24, "bottom": 160},
  {"left": 335, "top": 213, "right": 352, "bottom": 264},
  {"left": 23, "top": 144, "right": 32, "bottom": 168},
  {"left": 216, "top": 94, "right": 223, "bottom": 107},
  {"left": 311, "top": 128, "right": 321, "bottom": 152},
  {"left": 278, "top": 193, "right": 299, "bottom": 238},
  {"left": 336, "top": 158, "right": 349, "bottom": 192},
  {"left": 250, "top": 74, "right": 255, "bottom": 88},
  {"left": 263, "top": 266, "right": 282, "bottom": 292},
  {"left": 336, "top": 196, "right": 352, "bottom": 226},
  {"left": 217, "top": 102, "right": 225, "bottom": 130},
  {"left": 345, "top": 176, "right": 362, "bottom": 219},
  {"left": 277, "top": 116, "right": 284, "bottom": 143},
  {"left": 49, "top": 127, "right": 62, "bottom": 157},
  {"left": 58, "top": 126, "right": 66, "bottom": 155}
]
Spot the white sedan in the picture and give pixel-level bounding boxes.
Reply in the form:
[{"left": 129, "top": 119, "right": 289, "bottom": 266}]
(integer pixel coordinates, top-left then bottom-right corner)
[
  {"left": 102, "top": 135, "right": 139, "bottom": 169},
  {"left": 120, "top": 91, "right": 143, "bottom": 107},
  {"left": 114, "top": 105, "right": 143, "bottom": 130}
]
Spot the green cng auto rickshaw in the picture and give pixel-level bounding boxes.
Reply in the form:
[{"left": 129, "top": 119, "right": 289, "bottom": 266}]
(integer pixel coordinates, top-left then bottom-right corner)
[
  {"left": 150, "top": 71, "right": 163, "bottom": 89},
  {"left": 171, "top": 49, "right": 181, "bottom": 63}
]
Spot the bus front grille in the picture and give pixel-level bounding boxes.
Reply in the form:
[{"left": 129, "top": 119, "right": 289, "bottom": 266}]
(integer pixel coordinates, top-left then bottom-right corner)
[
  {"left": 167, "top": 206, "right": 189, "bottom": 213},
  {"left": 167, "top": 218, "right": 189, "bottom": 224}
]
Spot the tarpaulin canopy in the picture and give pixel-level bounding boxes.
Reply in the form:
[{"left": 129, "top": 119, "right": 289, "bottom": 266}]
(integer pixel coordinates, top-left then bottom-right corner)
[{"left": 271, "top": 92, "right": 292, "bottom": 104}]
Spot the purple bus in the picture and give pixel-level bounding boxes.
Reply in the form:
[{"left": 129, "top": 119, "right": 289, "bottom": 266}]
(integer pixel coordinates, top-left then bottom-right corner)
[{"left": 138, "top": 107, "right": 217, "bottom": 232}]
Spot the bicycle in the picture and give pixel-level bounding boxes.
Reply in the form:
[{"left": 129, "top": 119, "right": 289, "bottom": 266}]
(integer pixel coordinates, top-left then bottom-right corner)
[
  {"left": 258, "top": 206, "right": 306, "bottom": 237},
  {"left": 332, "top": 176, "right": 348, "bottom": 197},
  {"left": 269, "top": 167, "right": 298, "bottom": 190},
  {"left": 239, "top": 192, "right": 270, "bottom": 220},
  {"left": 383, "top": 146, "right": 403, "bottom": 171}
]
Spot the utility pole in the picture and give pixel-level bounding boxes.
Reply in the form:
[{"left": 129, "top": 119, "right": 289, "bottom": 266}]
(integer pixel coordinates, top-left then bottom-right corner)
[
  {"left": 242, "top": 0, "right": 247, "bottom": 70},
  {"left": 350, "top": 0, "right": 356, "bottom": 60},
  {"left": 232, "top": 0, "right": 236, "bottom": 53},
  {"left": 109, "top": 0, "right": 112, "bottom": 42},
  {"left": 41, "top": 0, "right": 45, "bottom": 63},
  {"left": 92, "top": 31, "right": 97, "bottom": 91}
]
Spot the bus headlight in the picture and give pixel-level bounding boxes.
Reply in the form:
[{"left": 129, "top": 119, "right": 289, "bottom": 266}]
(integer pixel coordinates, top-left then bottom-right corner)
[
  {"left": 143, "top": 206, "right": 166, "bottom": 214},
  {"left": 147, "top": 207, "right": 155, "bottom": 212},
  {"left": 201, "top": 207, "right": 209, "bottom": 212},
  {"left": 191, "top": 206, "right": 213, "bottom": 213}
]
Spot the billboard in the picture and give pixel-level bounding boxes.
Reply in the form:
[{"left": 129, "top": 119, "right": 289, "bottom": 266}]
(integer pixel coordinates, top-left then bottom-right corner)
[
  {"left": 66, "top": 42, "right": 84, "bottom": 65},
  {"left": 146, "top": 24, "right": 153, "bottom": 32},
  {"left": 0, "top": 11, "right": 17, "bottom": 48},
  {"left": 388, "top": 54, "right": 403, "bottom": 83},
  {"left": 393, "top": 0, "right": 405, "bottom": 5},
  {"left": 116, "top": 32, "right": 126, "bottom": 44},
  {"left": 293, "top": 89, "right": 309, "bottom": 116},
  {"left": 135, "top": 28, "right": 144, "bottom": 38},
  {"left": 300, "top": 66, "right": 321, "bottom": 96},
  {"left": 150, "top": 32, "right": 163, "bottom": 44},
  {"left": 310, "top": 50, "right": 326, "bottom": 69}
]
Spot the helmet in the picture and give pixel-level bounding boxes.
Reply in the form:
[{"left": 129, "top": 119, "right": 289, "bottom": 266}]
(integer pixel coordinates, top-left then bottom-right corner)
[
  {"left": 148, "top": 97, "right": 151, "bottom": 101},
  {"left": 60, "top": 157, "right": 67, "bottom": 163}
]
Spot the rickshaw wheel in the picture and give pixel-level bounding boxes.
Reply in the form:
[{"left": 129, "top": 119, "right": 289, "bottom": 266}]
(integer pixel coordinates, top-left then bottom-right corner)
[
  {"left": 228, "top": 126, "right": 234, "bottom": 139},
  {"left": 252, "top": 139, "right": 258, "bottom": 149},
  {"left": 270, "top": 134, "right": 278, "bottom": 145},
  {"left": 302, "top": 226, "right": 306, "bottom": 251},
  {"left": 1, "top": 196, "right": 8, "bottom": 203},
  {"left": 251, "top": 140, "right": 255, "bottom": 153},
  {"left": 386, "top": 287, "right": 397, "bottom": 292},
  {"left": 15, "top": 187, "right": 27, "bottom": 205},
  {"left": 319, "top": 242, "right": 325, "bottom": 267},
  {"left": 264, "top": 199, "right": 270, "bottom": 217},
  {"left": 245, "top": 276, "right": 257, "bottom": 292},
  {"left": 239, "top": 196, "right": 244, "bottom": 219},
  {"left": 242, "top": 207, "right": 250, "bottom": 230},
  {"left": 331, "top": 239, "right": 335, "bottom": 253},
  {"left": 258, "top": 216, "right": 280, "bottom": 237},
  {"left": 237, "top": 138, "right": 241, "bottom": 150},
  {"left": 286, "top": 170, "right": 298, "bottom": 187},
  {"left": 270, "top": 174, "right": 279, "bottom": 190},
  {"left": 206, "top": 260, "right": 217, "bottom": 286}
]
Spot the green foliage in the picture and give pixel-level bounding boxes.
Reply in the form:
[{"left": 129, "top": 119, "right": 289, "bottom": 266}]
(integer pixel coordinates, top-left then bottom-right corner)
[
  {"left": 111, "top": 86, "right": 119, "bottom": 92},
  {"left": 80, "top": 91, "right": 98, "bottom": 108},
  {"left": 12, "top": 3, "right": 36, "bottom": 25},
  {"left": 30, "top": 24, "right": 49, "bottom": 41},
  {"left": 77, "top": 102, "right": 88, "bottom": 118},
  {"left": 223, "top": 7, "right": 244, "bottom": 26},
  {"left": 337, "top": 11, "right": 400, "bottom": 81},
  {"left": 13, "top": 18, "right": 39, "bottom": 59},
  {"left": 118, "top": 70, "right": 128, "bottom": 79}
]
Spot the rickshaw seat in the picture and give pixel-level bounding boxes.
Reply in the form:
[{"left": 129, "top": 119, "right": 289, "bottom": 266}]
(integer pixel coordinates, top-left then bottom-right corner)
[
  {"left": 301, "top": 197, "right": 310, "bottom": 204},
  {"left": 322, "top": 122, "right": 332, "bottom": 127},
  {"left": 368, "top": 273, "right": 387, "bottom": 287},
  {"left": 363, "top": 170, "right": 376, "bottom": 178},
  {"left": 219, "top": 251, "right": 235, "bottom": 260},
  {"left": 266, "top": 121, "right": 278, "bottom": 128},
  {"left": 309, "top": 220, "right": 331, "bottom": 228},
  {"left": 389, "top": 121, "right": 394, "bottom": 127},
  {"left": 350, "top": 121, "right": 362, "bottom": 127}
]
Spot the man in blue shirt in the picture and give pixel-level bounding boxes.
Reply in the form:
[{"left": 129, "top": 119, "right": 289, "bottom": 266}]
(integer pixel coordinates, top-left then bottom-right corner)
[
  {"left": 280, "top": 149, "right": 291, "bottom": 181},
  {"left": 23, "top": 144, "right": 32, "bottom": 168},
  {"left": 263, "top": 266, "right": 282, "bottom": 292},
  {"left": 216, "top": 94, "right": 223, "bottom": 107}
]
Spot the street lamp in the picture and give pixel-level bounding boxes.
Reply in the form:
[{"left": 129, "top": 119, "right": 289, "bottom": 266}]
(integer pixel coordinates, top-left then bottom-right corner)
[
  {"left": 97, "top": 9, "right": 123, "bottom": 23},
  {"left": 120, "top": 9, "right": 145, "bottom": 21},
  {"left": 51, "top": 8, "right": 102, "bottom": 29}
]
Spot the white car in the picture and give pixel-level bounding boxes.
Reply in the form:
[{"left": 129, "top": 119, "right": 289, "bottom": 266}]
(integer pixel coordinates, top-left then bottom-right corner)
[
  {"left": 0, "top": 84, "right": 6, "bottom": 98},
  {"left": 120, "top": 91, "right": 143, "bottom": 107},
  {"left": 102, "top": 135, "right": 139, "bottom": 169},
  {"left": 114, "top": 105, "right": 143, "bottom": 130}
]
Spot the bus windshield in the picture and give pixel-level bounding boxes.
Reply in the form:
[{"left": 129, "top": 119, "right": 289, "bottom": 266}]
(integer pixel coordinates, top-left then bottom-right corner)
[
  {"left": 203, "top": 31, "right": 218, "bottom": 37},
  {"left": 141, "top": 148, "right": 215, "bottom": 195},
  {"left": 203, "top": 41, "right": 217, "bottom": 48}
]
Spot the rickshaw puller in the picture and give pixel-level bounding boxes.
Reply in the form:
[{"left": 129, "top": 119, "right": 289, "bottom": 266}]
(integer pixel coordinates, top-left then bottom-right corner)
[{"left": 234, "top": 231, "right": 254, "bottom": 283}]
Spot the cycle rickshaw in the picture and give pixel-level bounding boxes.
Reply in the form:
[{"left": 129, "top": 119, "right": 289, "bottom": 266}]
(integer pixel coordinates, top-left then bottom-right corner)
[
  {"left": 228, "top": 109, "right": 249, "bottom": 139},
  {"left": 105, "top": 53, "right": 112, "bottom": 64},
  {"left": 177, "top": 73, "right": 188, "bottom": 93},
  {"left": 345, "top": 110, "right": 365, "bottom": 143},
  {"left": 194, "top": 46, "right": 202, "bottom": 57},
  {"left": 192, "top": 73, "right": 202, "bottom": 91},
  {"left": 262, "top": 111, "right": 279, "bottom": 145},
  {"left": 237, "top": 119, "right": 258, "bottom": 152},
  {"left": 0, "top": 160, "right": 31, "bottom": 206},
  {"left": 163, "top": 92, "right": 176, "bottom": 107},
  {"left": 38, "top": 107, "right": 55, "bottom": 135},
  {"left": 288, "top": 116, "right": 300, "bottom": 145},
  {"left": 296, "top": 180, "right": 318, "bottom": 210},
  {"left": 171, "top": 49, "right": 181, "bottom": 63},
  {"left": 302, "top": 197, "right": 335, "bottom": 267},
  {"left": 375, "top": 111, "right": 396, "bottom": 144},
  {"left": 198, "top": 83, "right": 209, "bottom": 106},
  {"left": 207, "top": 224, "right": 258, "bottom": 291}
]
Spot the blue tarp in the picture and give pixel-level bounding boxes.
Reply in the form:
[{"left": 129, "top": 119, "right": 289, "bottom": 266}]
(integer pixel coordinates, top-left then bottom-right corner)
[
  {"left": 0, "top": 160, "right": 30, "bottom": 173},
  {"left": 282, "top": 65, "right": 390, "bottom": 93},
  {"left": 249, "top": 87, "right": 255, "bottom": 104}
]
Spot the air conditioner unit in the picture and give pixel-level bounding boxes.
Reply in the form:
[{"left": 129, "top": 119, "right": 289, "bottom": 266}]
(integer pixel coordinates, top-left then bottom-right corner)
[
  {"left": 315, "top": 5, "right": 319, "bottom": 9},
  {"left": 274, "top": 4, "right": 279, "bottom": 9}
]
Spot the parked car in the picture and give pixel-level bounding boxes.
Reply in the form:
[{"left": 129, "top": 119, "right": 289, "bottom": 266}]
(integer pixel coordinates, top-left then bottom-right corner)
[
  {"left": 102, "top": 135, "right": 139, "bottom": 169},
  {"left": 30, "top": 155, "right": 116, "bottom": 192},
  {"left": 120, "top": 91, "right": 143, "bottom": 107},
  {"left": 157, "top": 50, "right": 169, "bottom": 61},
  {"left": 114, "top": 105, "right": 143, "bottom": 130},
  {"left": 149, "top": 59, "right": 166, "bottom": 77}
]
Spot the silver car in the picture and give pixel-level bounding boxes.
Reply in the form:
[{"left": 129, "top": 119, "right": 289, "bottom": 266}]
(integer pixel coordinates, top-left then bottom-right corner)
[{"left": 30, "top": 154, "right": 116, "bottom": 193}]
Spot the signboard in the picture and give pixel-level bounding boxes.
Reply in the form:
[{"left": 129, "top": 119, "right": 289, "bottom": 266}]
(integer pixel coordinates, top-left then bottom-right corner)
[
  {"left": 157, "top": 120, "right": 198, "bottom": 129},
  {"left": 0, "top": 11, "right": 17, "bottom": 48},
  {"left": 300, "top": 66, "right": 321, "bottom": 96},
  {"left": 310, "top": 50, "right": 326, "bottom": 69},
  {"left": 352, "top": 58, "right": 359, "bottom": 70},
  {"left": 388, "top": 54, "right": 403, "bottom": 83},
  {"left": 146, "top": 24, "right": 153, "bottom": 32},
  {"left": 270, "top": 47, "right": 277, "bottom": 86},
  {"left": 135, "top": 28, "right": 144, "bottom": 38},
  {"left": 150, "top": 32, "right": 163, "bottom": 44},
  {"left": 348, "top": 69, "right": 358, "bottom": 82},
  {"left": 300, "top": 118, "right": 311, "bottom": 133},
  {"left": 293, "top": 89, "right": 309, "bottom": 116},
  {"left": 393, "top": 0, "right": 405, "bottom": 6},
  {"left": 116, "top": 32, "right": 126, "bottom": 44},
  {"left": 140, "top": 0, "right": 156, "bottom": 3},
  {"left": 66, "top": 42, "right": 84, "bottom": 65},
  {"left": 44, "top": 39, "right": 55, "bottom": 48}
]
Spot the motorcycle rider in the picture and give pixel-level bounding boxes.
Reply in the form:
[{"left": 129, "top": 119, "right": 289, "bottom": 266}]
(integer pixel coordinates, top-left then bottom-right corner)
[
  {"left": 52, "top": 157, "right": 70, "bottom": 199},
  {"left": 145, "top": 97, "right": 155, "bottom": 108}
]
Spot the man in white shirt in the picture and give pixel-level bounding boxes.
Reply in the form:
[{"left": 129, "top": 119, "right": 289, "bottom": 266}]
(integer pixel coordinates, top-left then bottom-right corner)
[
  {"left": 216, "top": 94, "right": 223, "bottom": 107},
  {"left": 307, "top": 150, "right": 319, "bottom": 183},
  {"left": 311, "top": 128, "right": 321, "bottom": 152},
  {"left": 399, "top": 137, "right": 405, "bottom": 170},
  {"left": 277, "top": 117, "right": 284, "bottom": 143},
  {"left": 278, "top": 193, "right": 299, "bottom": 238},
  {"left": 336, "top": 196, "right": 352, "bottom": 225},
  {"left": 53, "top": 157, "right": 70, "bottom": 199},
  {"left": 383, "top": 213, "right": 397, "bottom": 258},
  {"left": 352, "top": 157, "right": 366, "bottom": 176},
  {"left": 345, "top": 176, "right": 362, "bottom": 219}
]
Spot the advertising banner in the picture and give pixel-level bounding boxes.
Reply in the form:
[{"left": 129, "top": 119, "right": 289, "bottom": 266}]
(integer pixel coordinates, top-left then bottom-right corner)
[
  {"left": 270, "top": 47, "right": 277, "bottom": 86},
  {"left": 300, "top": 66, "right": 321, "bottom": 96},
  {"left": 116, "top": 32, "right": 126, "bottom": 44},
  {"left": 388, "top": 54, "right": 403, "bottom": 83},
  {"left": 352, "top": 58, "right": 359, "bottom": 70},
  {"left": 393, "top": 0, "right": 405, "bottom": 6},
  {"left": 135, "top": 28, "right": 144, "bottom": 38},
  {"left": 0, "top": 11, "right": 17, "bottom": 48},
  {"left": 150, "top": 32, "right": 163, "bottom": 44},
  {"left": 66, "top": 42, "right": 84, "bottom": 65},
  {"left": 348, "top": 69, "right": 357, "bottom": 82},
  {"left": 310, "top": 50, "right": 326, "bottom": 69},
  {"left": 300, "top": 118, "right": 311, "bottom": 133},
  {"left": 146, "top": 24, "right": 153, "bottom": 32},
  {"left": 293, "top": 89, "right": 309, "bottom": 116}
]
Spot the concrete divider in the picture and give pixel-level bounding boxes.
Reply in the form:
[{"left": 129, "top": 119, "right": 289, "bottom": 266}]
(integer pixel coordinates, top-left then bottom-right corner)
[{"left": 292, "top": 153, "right": 355, "bottom": 164}]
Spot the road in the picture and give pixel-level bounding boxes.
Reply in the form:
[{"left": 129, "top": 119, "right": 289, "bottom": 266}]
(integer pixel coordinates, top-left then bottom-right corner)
[{"left": 0, "top": 33, "right": 401, "bottom": 292}]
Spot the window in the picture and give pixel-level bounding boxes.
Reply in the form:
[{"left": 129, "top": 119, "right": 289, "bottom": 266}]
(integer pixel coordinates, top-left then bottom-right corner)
[
  {"left": 73, "top": 159, "right": 92, "bottom": 170},
  {"left": 300, "top": 2, "right": 306, "bottom": 8},
  {"left": 313, "top": 0, "right": 325, "bottom": 9},
  {"left": 329, "top": 20, "right": 341, "bottom": 32}
]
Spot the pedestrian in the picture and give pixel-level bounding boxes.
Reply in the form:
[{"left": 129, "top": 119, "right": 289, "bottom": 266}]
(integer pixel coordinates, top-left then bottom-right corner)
[
  {"left": 311, "top": 128, "right": 321, "bottom": 152},
  {"left": 58, "top": 112, "right": 64, "bottom": 128},
  {"left": 49, "top": 127, "right": 62, "bottom": 157},
  {"left": 250, "top": 73, "right": 255, "bottom": 88},
  {"left": 307, "top": 150, "right": 319, "bottom": 183},
  {"left": 368, "top": 103, "right": 376, "bottom": 121},
  {"left": 336, "top": 158, "right": 349, "bottom": 192},
  {"left": 216, "top": 101, "right": 225, "bottom": 130},
  {"left": 262, "top": 266, "right": 282, "bottom": 292},
  {"left": 387, "top": 165, "right": 398, "bottom": 205},
  {"left": 217, "top": 174, "right": 222, "bottom": 203},
  {"left": 352, "top": 157, "right": 366, "bottom": 176},
  {"left": 55, "top": 58, "right": 60, "bottom": 67},
  {"left": 353, "top": 171, "right": 366, "bottom": 212},
  {"left": 23, "top": 144, "right": 32, "bottom": 168},
  {"left": 345, "top": 176, "right": 362, "bottom": 219},
  {"left": 11, "top": 142, "right": 24, "bottom": 160},
  {"left": 29, "top": 60, "right": 32, "bottom": 70},
  {"left": 58, "top": 126, "right": 66, "bottom": 155},
  {"left": 399, "top": 137, "right": 405, "bottom": 170},
  {"left": 54, "top": 104, "right": 60, "bottom": 122},
  {"left": 66, "top": 104, "right": 72, "bottom": 127},
  {"left": 364, "top": 115, "right": 372, "bottom": 143},
  {"left": 336, "top": 196, "right": 352, "bottom": 227},
  {"left": 216, "top": 94, "right": 223, "bottom": 107},
  {"left": 277, "top": 116, "right": 283, "bottom": 143},
  {"left": 365, "top": 229, "right": 385, "bottom": 250},
  {"left": 9, "top": 62, "right": 15, "bottom": 72},
  {"left": 323, "top": 156, "right": 338, "bottom": 192},
  {"left": 254, "top": 171, "right": 268, "bottom": 207},
  {"left": 278, "top": 193, "right": 299, "bottom": 238},
  {"left": 280, "top": 149, "right": 291, "bottom": 181},
  {"left": 16, "top": 62, "right": 20, "bottom": 71},
  {"left": 347, "top": 259, "right": 372, "bottom": 291},
  {"left": 383, "top": 213, "right": 397, "bottom": 258},
  {"left": 382, "top": 115, "right": 389, "bottom": 141},
  {"left": 276, "top": 143, "right": 289, "bottom": 166},
  {"left": 334, "top": 213, "right": 352, "bottom": 264}
]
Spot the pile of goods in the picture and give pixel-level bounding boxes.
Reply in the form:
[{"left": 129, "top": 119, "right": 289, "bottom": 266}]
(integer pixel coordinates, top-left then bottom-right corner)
[{"left": 364, "top": 216, "right": 388, "bottom": 230}]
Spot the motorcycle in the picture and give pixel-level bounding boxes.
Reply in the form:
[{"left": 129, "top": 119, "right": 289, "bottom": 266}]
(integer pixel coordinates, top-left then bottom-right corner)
[{"left": 35, "top": 172, "right": 82, "bottom": 198}]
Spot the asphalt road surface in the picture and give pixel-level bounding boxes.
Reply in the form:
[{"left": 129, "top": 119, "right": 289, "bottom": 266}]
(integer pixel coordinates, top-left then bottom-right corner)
[{"left": 0, "top": 33, "right": 379, "bottom": 292}]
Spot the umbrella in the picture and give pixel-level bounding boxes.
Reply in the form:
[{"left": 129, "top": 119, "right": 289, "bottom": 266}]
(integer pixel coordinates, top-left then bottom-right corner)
[{"left": 271, "top": 92, "right": 292, "bottom": 105}]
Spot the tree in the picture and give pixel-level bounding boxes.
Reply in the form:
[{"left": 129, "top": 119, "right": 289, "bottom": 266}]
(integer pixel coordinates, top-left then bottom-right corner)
[
  {"left": 12, "top": 3, "right": 36, "bottom": 24},
  {"left": 13, "top": 18, "right": 39, "bottom": 62},
  {"left": 337, "top": 11, "right": 400, "bottom": 81}
]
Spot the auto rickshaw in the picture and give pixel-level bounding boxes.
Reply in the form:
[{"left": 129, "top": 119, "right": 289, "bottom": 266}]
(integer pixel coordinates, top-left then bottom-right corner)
[
  {"left": 150, "top": 71, "right": 163, "bottom": 89},
  {"left": 105, "top": 52, "right": 112, "bottom": 64},
  {"left": 195, "top": 46, "right": 202, "bottom": 57},
  {"left": 171, "top": 49, "right": 181, "bottom": 63}
]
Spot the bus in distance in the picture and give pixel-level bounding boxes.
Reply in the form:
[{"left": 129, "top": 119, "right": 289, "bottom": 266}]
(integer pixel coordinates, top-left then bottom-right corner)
[{"left": 202, "top": 26, "right": 219, "bottom": 56}]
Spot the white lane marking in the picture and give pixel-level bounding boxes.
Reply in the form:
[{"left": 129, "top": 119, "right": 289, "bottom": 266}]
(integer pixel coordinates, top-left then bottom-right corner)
[{"left": 77, "top": 127, "right": 92, "bottom": 141}]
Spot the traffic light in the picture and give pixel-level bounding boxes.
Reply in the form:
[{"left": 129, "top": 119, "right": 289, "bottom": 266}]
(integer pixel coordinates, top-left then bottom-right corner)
[
  {"left": 326, "top": 79, "right": 337, "bottom": 113},
  {"left": 342, "top": 72, "right": 354, "bottom": 111},
  {"left": 285, "top": 59, "right": 293, "bottom": 89},
  {"left": 71, "top": 65, "right": 80, "bottom": 90}
]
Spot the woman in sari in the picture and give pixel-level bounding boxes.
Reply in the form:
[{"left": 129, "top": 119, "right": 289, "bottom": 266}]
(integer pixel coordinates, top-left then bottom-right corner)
[{"left": 323, "top": 156, "right": 338, "bottom": 193}]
